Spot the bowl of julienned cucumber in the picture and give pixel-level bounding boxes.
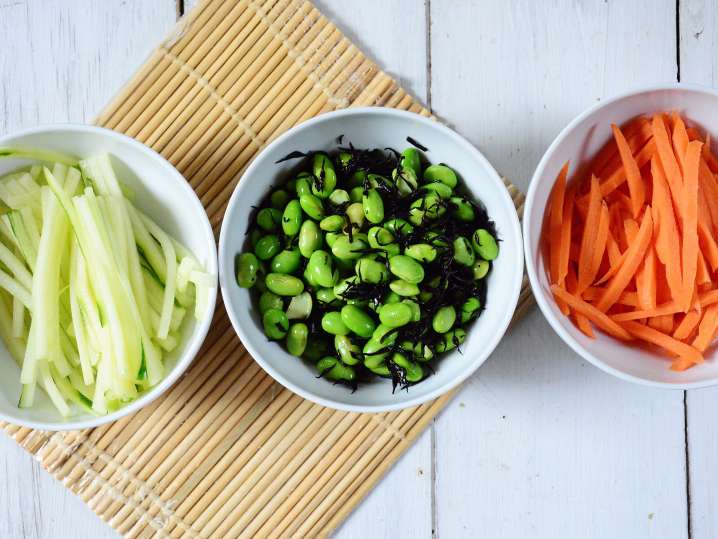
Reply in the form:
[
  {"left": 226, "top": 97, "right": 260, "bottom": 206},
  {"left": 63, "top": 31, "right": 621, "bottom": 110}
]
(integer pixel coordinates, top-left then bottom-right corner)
[
  {"left": 0, "top": 124, "right": 217, "bottom": 430},
  {"left": 219, "top": 107, "right": 523, "bottom": 412}
]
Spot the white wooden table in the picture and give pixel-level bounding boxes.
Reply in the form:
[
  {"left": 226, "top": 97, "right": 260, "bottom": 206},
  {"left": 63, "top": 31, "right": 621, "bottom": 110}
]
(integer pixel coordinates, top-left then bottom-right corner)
[{"left": 1, "top": 1, "right": 717, "bottom": 537}]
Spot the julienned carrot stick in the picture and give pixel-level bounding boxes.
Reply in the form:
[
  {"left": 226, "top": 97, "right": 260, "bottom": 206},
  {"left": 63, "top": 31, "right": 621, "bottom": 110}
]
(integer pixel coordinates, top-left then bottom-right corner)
[
  {"left": 674, "top": 310, "right": 701, "bottom": 340},
  {"left": 672, "top": 112, "right": 690, "bottom": 172},
  {"left": 596, "top": 210, "right": 653, "bottom": 312},
  {"left": 652, "top": 114, "right": 684, "bottom": 219},
  {"left": 612, "top": 124, "right": 645, "bottom": 218},
  {"left": 636, "top": 244, "right": 657, "bottom": 310},
  {"left": 698, "top": 158, "right": 718, "bottom": 237},
  {"left": 651, "top": 156, "right": 683, "bottom": 300},
  {"left": 595, "top": 139, "right": 655, "bottom": 199},
  {"left": 593, "top": 116, "right": 650, "bottom": 177},
  {"left": 549, "top": 162, "right": 568, "bottom": 285},
  {"left": 577, "top": 176, "right": 602, "bottom": 292},
  {"left": 692, "top": 304, "right": 718, "bottom": 352},
  {"left": 610, "top": 301, "right": 681, "bottom": 322},
  {"left": 620, "top": 320, "right": 704, "bottom": 364},
  {"left": 565, "top": 267, "right": 593, "bottom": 337},
  {"left": 551, "top": 285, "right": 631, "bottom": 340},
  {"left": 557, "top": 182, "right": 576, "bottom": 287},
  {"left": 681, "top": 141, "right": 702, "bottom": 311},
  {"left": 697, "top": 181, "right": 718, "bottom": 270}
]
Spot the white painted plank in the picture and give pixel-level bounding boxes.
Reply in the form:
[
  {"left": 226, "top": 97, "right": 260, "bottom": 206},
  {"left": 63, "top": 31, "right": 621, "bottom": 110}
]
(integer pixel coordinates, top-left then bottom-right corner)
[
  {"left": 311, "top": 1, "right": 433, "bottom": 538},
  {"left": 0, "top": 1, "right": 176, "bottom": 538},
  {"left": 431, "top": 1, "right": 688, "bottom": 538},
  {"left": 679, "top": 2, "right": 718, "bottom": 538}
]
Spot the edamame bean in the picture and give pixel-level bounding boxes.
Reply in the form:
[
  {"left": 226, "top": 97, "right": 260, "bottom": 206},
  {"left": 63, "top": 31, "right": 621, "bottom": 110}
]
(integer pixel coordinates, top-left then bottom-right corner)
[
  {"left": 282, "top": 199, "right": 303, "bottom": 236},
  {"left": 299, "top": 193, "right": 324, "bottom": 220},
  {"left": 308, "top": 250, "right": 336, "bottom": 287},
  {"left": 392, "top": 353, "right": 424, "bottom": 383},
  {"left": 453, "top": 236, "right": 475, "bottom": 267},
  {"left": 355, "top": 256, "right": 389, "bottom": 284},
  {"left": 270, "top": 189, "right": 289, "bottom": 209},
  {"left": 335, "top": 335, "right": 361, "bottom": 365},
  {"left": 316, "top": 287, "right": 340, "bottom": 305},
  {"left": 329, "top": 189, "right": 350, "bottom": 205},
  {"left": 321, "top": 311, "right": 350, "bottom": 335},
  {"left": 286, "top": 323, "right": 308, "bottom": 356},
  {"left": 384, "top": 218, "right": 414, "bottom": 235},
  {"left": 265, "top": 273, "right": 304, "bottom": 296},
  {"left": 349, "top": 186, "right": 364, "bottom": 203},
  {"left": 461, "top": 297, "right": 481, "bottom": 323},
  {"left": 426, "top": 230, "right": 449, "bottom": 247},
  {"left": 372, "top": 324, "right": 398, "bottom": 344},
  {"left": 340, "top": 304, "right": 376, "bottom": 338},
  {"left": 435, "top": 327, "right": 467, "bottom": 352},
  {"left": 400, "top": 147, "right": 421, "bottom": 176},
  {"left": 317, "top": 357, "right": 356, "bottom": 382},
  {"left": 295, "top": 172, "right": 313, "bottom": 196},
  {"left": 262, "top": 309, "right": 289, "bottom": 340},
  {"left": 303, "top": 266, "right": 319, "bottom": 288},
  {"left": 405, "top": 243, "right": 437, "bottom": 263},
  {"left": 298, "top": 220, "right": 322, "bottom": 258},
  {"left": 254, "top": 235, "right": 281, "bottom": 261},
  {"left": 257, "top": 208, "right": 282, "bottom": 231},
  {"left": 384, "top": 291, "right": 401, "bottom": 304},
  {"left": 413, "top": 341, "right": 434, "bottom": 361},
  {"left": 345, "top": 202, "right": 365, "bottom": 228},
  {"left": 286, "top": 291, "right": 313, "bottom": 319},
  {"left": 432, "top": 305, "right": 456, "bottom": 333},
  {"left": 408, "top": 192, "right": 445, "bottom": 225},
  {"left": 249, "top": 228, "right": 263, "bottom": 248},
  {"left": 325, "top": 231, "right": 342, "bottom": 248},
  {"left": 333, "top": 276, "right": 358, "bottom": 299},
  {"left": 423, "top": 164, "right": 458, "bottom": 188},
  {"left": 389, "top": 255, "right": 425, "bottom": 284},
  {"left": 389, "top": 279, "right": 420, "bottom": 296},
  {"left": 402, "top": 299, "right": 421, "bottom": 322},
  {"left": 421, "top": 181, "right": 453, "bottom": 199},
  {"left": 259, "top": 290, "right": 283, "bottom": 314},
  {"left": 331, "top": 235, "right": 368, "bottom": 260},
  {"left": 363, "top": 339, "right": 390, "bottom": 367},
  {"left": 320, "top": 214, "right": 344, "bottom": 232},
  {"left": 367, "top": 226, "right": 399, "bottom": 256},
  {"left": 378, "top": 302, "right": 413, "bottom": 328},
  {"left": 312, "top": 153, "right": 337, "bottom": 198},
  {"left": 472, "top": 259, "right": 490, "bottom": 280},
  {"left": 450, "top": 196, "right": 475, "bottom": 221},
  {"left": 236, "top": 252, "right": 259, "bottom": 288},
  {"left": 472, "top": 228, "right": 499, "bottom": 260},
  {"left": 362, "top": 188, "right": 385, "bottom": 224},
  {"left": 393, "top": 167, "right": 418, "bottom": 195},
  {"left": 303, "top": 338, "right": 328, "bottom": 361},
  {"left": 270, "top": 248, "right": 301, "bottom": 274},
  {"left": 368, "top": 363, "right": 391, "bottom": 377}
]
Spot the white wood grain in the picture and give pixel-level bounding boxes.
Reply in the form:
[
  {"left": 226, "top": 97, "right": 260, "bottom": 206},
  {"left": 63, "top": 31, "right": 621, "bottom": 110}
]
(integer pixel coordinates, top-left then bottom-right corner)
[
  {"left": 679, "top": 2, "right": 718, "bottom": 538},
  {"left": 311, "top": 2, "right": 433, "bottom": 538},
  {"left": 0, "top": 1, "right": 176, "bottom": 539},
  {"left": 431, "top": 1, "right": 688, "bottom": 538}
]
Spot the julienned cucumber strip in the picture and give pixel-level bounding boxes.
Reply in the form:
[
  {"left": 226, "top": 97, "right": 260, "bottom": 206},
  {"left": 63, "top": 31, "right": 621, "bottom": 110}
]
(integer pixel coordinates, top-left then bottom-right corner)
[{"left": 0, "top": 146, "right": 78, "bottom": 166}]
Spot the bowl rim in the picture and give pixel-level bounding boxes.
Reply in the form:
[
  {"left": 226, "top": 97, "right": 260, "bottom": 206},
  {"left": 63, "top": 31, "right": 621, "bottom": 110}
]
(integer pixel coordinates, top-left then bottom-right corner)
[
  {"left": 219, "top": 106, "right": 524, "bottom": 412},
  {"left": 524, "top": 82, "right": 718, "bottom": 390},
  {"left": 0, "top": 122, "right": 219, "bottom": 430}
]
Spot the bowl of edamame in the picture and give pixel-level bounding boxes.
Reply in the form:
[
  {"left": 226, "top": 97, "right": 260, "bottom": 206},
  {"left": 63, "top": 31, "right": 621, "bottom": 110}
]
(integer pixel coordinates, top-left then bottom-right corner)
[{"left": 218, "top": 107, "right": 523, "bottom": 412}]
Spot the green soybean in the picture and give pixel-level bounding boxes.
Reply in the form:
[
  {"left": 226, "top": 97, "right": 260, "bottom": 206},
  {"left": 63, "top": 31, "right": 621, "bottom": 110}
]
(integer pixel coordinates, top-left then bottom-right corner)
[
  {"left": 355, "top": 256, "right": 389, "bottom": 283},
  {"left": 325, "top": 231, "right": 342, "bottom": 248},
  {"left": 453, "top": 236, "right": 475, "bottom": 266},
  {"left": 236, "top": 252, "right": 260, "bottom": 288},
  {"left": 335, "top": 335, "right": 361, "bottom": 365},
  {"left": 286, "top": 291, "right": 313, "bottom": 319},
  {"left": 389, "top": 279, "right": 420, "bottom": 297},
  {"left": 321, "top": 311, "right": 350, "bottom": 335},
  {"left": 286, "top": 323, "right": 308, "bottom": 356},
  {"left": 312, "top": 153, "right": 337, "bottom": 198},
  {"left": 472, "top": 259, "right": 490, "bottom": 280},
  {"left": 363, "top": 338, "right": 390, "bottom": 367},
  {"left": 282, "top": 199, "right": 303, "bottom": 236},
  {"left": 349, "top": 186, "right": 364, "bottom": 203},
  {"left": 432, "top": 306, "right": 456, "bottom": 333},
  {"left": 331, "top": 235, "right": 368, "bottom": 260},
  {"left": 270, "top": 248, "right": 301, "bottom": 274},
  {"left": 265, "top": 273, "right": 304, "bottom": 296},
  {"left": 303, "top": 338, "right": 328, "bottom": 361},
  {"left": 362, "top": 188, "right": 384, "bottom": 224},
  {"left": 333, "top": 276, "right": 358, "bottom": 299},
  {"left": 329, "top": 188, "right": 350, "bottom": 205},
  {"left": 400, "top": 147, "right": 421, "bottom": 176},
  {"left": 259, "top": 290, "right": 283, "bottom": 314},
  {"left": 436, "top": 328, "right": 467, "bottom": 352},
  {"left": 320, "top": 214, "right": 344, "bottom": 232},
  {"left": 404, "top": 243, "right": 437, "bottom": 263},
  {"left": 299, "top": 193, "right": 324, "bottom": 220},
  {"left": 316, "top": 287, "right": 339, "bottom": 305},
  {"left": 461, "top": 297, "right": 481, "bottom": 323},
  {"left": 402, "top": 299, "right": 421, "bottom": 322},
  {"left": 378, "top": 302, "right": 413, "bottom": 327},
  {"left": 450, "top": 196, "right": 475, "bottom": 221},
  {"left": 392, "top": 353, "right": 424, "bottom": 383},
  {"left": 384, "top": 218, "right": 414, "bottom": 235},
  {"left": 423, "top": 164, "right": 458, "bottom": 188},
  {"left": 257, "top": 208, "right": 282, "bottom": 231},
  {"left": 389, "top": 255, "right": 425, "bottom": 284},
  {"left": 340, "top": 304, "right": 376, "bottom": 338},
  {"left": 269, "top": 189, "right": 290, "bottom": 209},
  {"left": 393, "top": 167, "right": 418, "bottom": 195},
  {"left": 295, "top": 172, "right": 313, "bottom": 196},
  {"left": 421, "top": 181, "right": 453, "bottom": 199},
  {"left": 308, "top": 250, "right": 335, "bottom": 287},
  {"left": 316, "top": 357, "right": 356, "bottom": 381},
  {"left": 408, "top": 192, "right": 445, "bottom": 225},
  {"left": 298, "top": 220, "right": 322, "bottom": 258},
  {"left": 345, "top": 202, "right": 365, "bottom": 228},
  {"left": 472, "top": 228, "right": 499, "bottom": 260},
  {"left": 263, "top": 309, "right": 289, "bottom": 340},
  {"left": 254, "top": 235, "right": 281, "bottom": 261}
]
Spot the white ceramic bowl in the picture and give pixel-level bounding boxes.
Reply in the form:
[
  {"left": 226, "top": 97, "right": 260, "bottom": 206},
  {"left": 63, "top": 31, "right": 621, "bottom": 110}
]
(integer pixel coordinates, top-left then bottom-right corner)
[
  {"left": 219, "top": 107, "right": 523, "bottom": 412},
  {"left": 525, "top": 83, "right": 718, "bottom": 389},
  {"left": 0, "top": 124, "right": 218, "bottom": 430}
]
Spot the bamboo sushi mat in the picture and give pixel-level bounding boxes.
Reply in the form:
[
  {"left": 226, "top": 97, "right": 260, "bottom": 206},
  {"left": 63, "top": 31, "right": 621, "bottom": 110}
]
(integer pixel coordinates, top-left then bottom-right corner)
[{"left": 1, "top": 0, "right": 534, "bottom": 537}]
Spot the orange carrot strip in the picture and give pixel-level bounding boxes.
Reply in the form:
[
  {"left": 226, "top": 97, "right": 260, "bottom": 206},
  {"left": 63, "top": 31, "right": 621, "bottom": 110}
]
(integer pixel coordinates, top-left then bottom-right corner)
[
  {"left": 596, "top": 210, "right": 653, "bottom": 312},
  {"left": 674, "top": 310, "right": 701, "bottom": 340},
  {"left": 610, "top": 300, "right": 681, "bottom": 322},
  {"left": 621, "top": 320, "right": 704, "bottom": 364},
  {"left": 652, "top": 114, "right": 684, "bottom": 219},
  {"left": 606, "top": 232, "right": 622, "bottom": 267},
  {"left": 577, "top": 176, "right": 602, "bottom": 292},
  {"left": 651, "top": 156, "right": 682, "bottom": 300},
  {"left": 551, "top": 285, "right": 631, "bottom": 340},
  {"left": 636, "top": 244, "right": 657, "bottom": 310},
  {"left": 594, "top": 140, "right": 655, "bottom": 200},
  {"left": 698, "top": 158, "right": 718, "bottom": 237},
  {"left": 699, "top": 289, "right": 718, "bottom": 307},
  {"left": 671, "top": 112, "right": 690, "bottom": 172},
  {"left": 612, "top": 123, "right": 645, "bottom": 218},
  {"left": 557, "top": 182, "right": 577, "bottom": 287},
  {"left": 597, "top": 121, "right": 653, "bottom": 180},
  {"left": 565, "top": 266, "right": 593, "bottom": 336},
  {"left": 549, "top": 163, "right": 568, "bottom": 285},
  {"left": 648, "top": 314, "right": 674, "bottom": 334},
  {"left": 692, "top": 304, "right": 718, "bottom": 352},
  {"left": 702, "top": 134, "right": 718, "bottom": 173},
  {"left": 589, "top": 202, "right": 610, "bottom": 287},
  {"left": 681, "top": 140, "right": 702, "bottom": 311},
  {"left": 697, "top": 179, "right": 718, "bottom": 270},
  {"left": 592, "top": 116, "right": 650, "bottom": 176},
  {"left": 697, "top": 251, "right": 711, "bottom": 286},
  {"left": 671, "top": 357, "right": 696, "bottom": 371}
]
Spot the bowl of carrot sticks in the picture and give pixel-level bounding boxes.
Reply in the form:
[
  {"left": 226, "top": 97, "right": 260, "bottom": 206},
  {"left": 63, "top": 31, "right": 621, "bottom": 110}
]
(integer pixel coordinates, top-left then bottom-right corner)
[{"left": 525, "top": 83, "right": 718, "bottom": 388}]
